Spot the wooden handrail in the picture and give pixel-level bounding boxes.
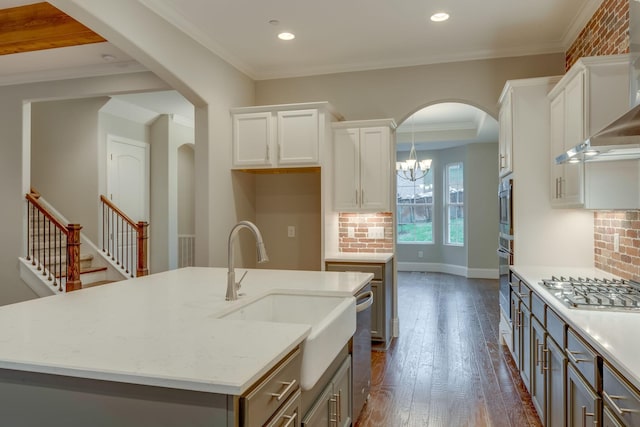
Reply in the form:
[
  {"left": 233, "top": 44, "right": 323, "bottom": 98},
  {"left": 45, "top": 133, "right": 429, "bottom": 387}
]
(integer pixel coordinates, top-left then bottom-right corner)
[
  {"left": 25, "top": 191, "right": 82, "bottom": 292},
  {"left": 100, "top": 195, "right": 138, "bottom": 229},
  {"left": 100, "top": 195, "right": 148, "bottom": 277}
]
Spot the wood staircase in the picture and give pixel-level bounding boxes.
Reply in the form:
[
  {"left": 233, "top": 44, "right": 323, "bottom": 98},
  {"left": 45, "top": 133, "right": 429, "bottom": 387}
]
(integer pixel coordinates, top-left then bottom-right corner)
[{"left": 24, "top": 189, "right": 148, "bottom": 294}]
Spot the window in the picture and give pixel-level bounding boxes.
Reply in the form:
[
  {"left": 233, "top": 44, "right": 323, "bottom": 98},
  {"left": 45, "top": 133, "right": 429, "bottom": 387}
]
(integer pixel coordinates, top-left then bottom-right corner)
[
  {"left": 445, "top": 162, "right": 464, "bottom": 245},
  {"left": 396, "top": 171, "right": 434, "bottom": 243}
]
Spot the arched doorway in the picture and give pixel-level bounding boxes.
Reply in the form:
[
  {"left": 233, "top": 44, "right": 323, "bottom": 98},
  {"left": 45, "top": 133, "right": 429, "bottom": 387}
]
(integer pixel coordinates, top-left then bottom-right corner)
[{"left": 395, "top": 102, "right": 499, "bottom": 277}]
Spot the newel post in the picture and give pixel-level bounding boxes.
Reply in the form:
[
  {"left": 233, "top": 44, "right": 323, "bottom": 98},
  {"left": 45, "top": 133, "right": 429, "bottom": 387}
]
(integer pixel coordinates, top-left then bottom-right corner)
[
  {"left": 66, "top": 224, "right": 82, "bottom": 292},
  {"left": 136, "top": 221, "right": 149, "bottom": 277}
]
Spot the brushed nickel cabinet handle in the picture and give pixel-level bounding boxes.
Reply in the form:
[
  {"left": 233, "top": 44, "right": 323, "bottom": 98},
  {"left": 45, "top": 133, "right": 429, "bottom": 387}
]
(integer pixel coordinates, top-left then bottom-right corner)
[
  {"left": 566, "top": 349, "right": 589, "bottom": 364},
  {"left": 282, "top": 412, "right": 297, "bottom": 427},
  {"left": 582, "top": 405, "right": 595, "bottom": 426},
  {"left": 603, "top": 390, "right": 640, "bottom": 415},
  {"left": 269, "top": 379, "right": 296, "bottom": 401}
]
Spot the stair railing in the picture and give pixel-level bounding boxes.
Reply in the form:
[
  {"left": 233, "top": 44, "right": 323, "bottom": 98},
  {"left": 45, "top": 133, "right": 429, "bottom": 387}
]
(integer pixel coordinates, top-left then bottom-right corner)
[
  {"left": 100, "top": 195, "right": 149, "bottom": 278},
  {"left": 25, "top": 191, "right": 82, "bottom": 292}
]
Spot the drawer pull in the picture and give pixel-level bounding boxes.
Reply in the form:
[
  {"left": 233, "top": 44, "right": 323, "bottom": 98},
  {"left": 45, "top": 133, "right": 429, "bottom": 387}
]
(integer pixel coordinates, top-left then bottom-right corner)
[
  {"left": 604, "top": 391, "right": 640, "bottom": 415},
  {"left": 333, "top": 391, "right": 342, "bottom": 422},
  {"left": 566, "top": 349, "right": 589, "bottom": 364},
  {"left": 542, "top": 348, "right": 550, "bottom": 371},
  {"left": 269, "top": 379, "right": 297, "bottom": 401},
  {"left": 329, "top": 395, "right": 338, "bottom": 426},
  {"left": 582, "top": 406, "right": 596, "bottom": 426},
  {"left": 282, "top": 412, "right": 297, "bottom": 427},
  {"left": 517, "top": 292, "right": 528, "bottom": 299}
]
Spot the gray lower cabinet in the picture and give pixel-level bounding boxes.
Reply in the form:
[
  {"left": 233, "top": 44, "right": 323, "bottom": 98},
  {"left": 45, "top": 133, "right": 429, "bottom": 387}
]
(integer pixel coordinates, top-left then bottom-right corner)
[
  {"left": 545, "top": 334, "right": 566, "bottom": 427},
  {"left": 530, "top": 316, "right": 546, "bottom": 421},
  {"left": 602, "top": 361, "right": 640, "bottom": 427},
  {"left": 567, "top": 362, "right": 600, "bottom": 427},
  {"left": 302, "top": 355, "right": 352, "bottom": 427},
  {"left": 325, "top": 259, "right": 393, "bottom": 348}
]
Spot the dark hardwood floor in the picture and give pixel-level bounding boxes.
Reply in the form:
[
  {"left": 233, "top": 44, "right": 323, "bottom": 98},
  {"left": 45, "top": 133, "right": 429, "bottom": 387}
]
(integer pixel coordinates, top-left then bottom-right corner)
[{"left": 355, "top": 272, "right": 542, "bottom": 427}]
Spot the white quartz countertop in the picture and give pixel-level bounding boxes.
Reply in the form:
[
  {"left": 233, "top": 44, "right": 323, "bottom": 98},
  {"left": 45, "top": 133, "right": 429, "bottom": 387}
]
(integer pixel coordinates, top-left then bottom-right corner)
[
  {"left": 0, "top": 267, "right": 372, "bottom": 395},
  {"left": 512, "top": 265, "right": 640, "bottom": 390},
  {"left": 324, "top": 252, "right": 394, "bottom": 263}
]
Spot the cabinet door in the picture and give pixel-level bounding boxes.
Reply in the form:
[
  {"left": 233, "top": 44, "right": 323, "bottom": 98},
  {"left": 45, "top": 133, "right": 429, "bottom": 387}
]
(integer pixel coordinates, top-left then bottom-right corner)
[
  {"left": 301, "top": 384, "right": 333, "bottom": 427},
  {"left": 549, "top": 93, "right": 565, "bottom": 205},
  {"left": 520, "top": 303, "right": 532, "bottom": 392},
  {"left": 233, "top": 112, "right": 272, "bottom": 167},
  {"left": 499, "top": 90, "right": 513, "bottom": 177},
  {"left": 562, "top": 72, "right": 585, "bottom": 206},
  {"left": 567, "top": 363, "right": 600, "bottom": 427},
  {"left": 602, "top": 406, "right": 624, "bottom": 427},
  {"left": 530, "top": 316, "right": 546, "bottom": 421},
  {"left": 370, "top": 281, "right": 383, "bottom": 341},
  {"left": 359, "top": 127, "right": 390, "bottom": 211},
  {"left": 545, "top": 335, "right": 567, "bottom": 427},
  {"left": 277, "top": 109, "right": 319, "bottom": 166},
  {"left": 334, "top": 356, "right": 352, "bottom": 427},
  {"left": 333, "top": 128, "right": 360, "bottom": 211},
  {"left": 511, "top": 292, "right": 521, "bottom": 366}
]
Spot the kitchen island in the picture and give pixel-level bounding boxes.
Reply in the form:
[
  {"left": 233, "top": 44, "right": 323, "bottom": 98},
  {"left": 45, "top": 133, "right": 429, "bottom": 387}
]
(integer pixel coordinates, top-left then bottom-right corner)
[{"left": 0, "top": 267, "right": 372, "bottom": 426}]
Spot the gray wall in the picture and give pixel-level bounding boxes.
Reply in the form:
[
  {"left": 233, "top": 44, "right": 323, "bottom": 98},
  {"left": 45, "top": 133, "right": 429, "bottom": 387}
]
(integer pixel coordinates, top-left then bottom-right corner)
[
  {"left": 31, "top": 97, "right": 109, "bottom": 243},
  {"left": 256, "top": 54, "right": 565, "bottom": 122},
  {"left": 177, "top": 144, "right": 195, "bottom": 235},
  {"left": 255, "top": 172, "right": 322, "bottom": 271}
]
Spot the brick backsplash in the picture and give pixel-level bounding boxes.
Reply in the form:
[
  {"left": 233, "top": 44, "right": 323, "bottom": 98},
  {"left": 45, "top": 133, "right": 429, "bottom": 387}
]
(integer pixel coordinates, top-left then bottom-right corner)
[
  {"left": 338, "top": 212, "right": 394, "bottom": 253},
  {"left": 565, "top": 0, "right": 629, "bottom": 70},
  {"left": 594, "top": 211, "right": 640, "bottom": 280}
]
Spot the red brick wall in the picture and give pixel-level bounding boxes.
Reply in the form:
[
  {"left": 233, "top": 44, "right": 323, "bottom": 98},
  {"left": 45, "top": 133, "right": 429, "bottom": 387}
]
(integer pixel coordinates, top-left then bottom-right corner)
[
  {"left": 594, "top": 211, "right": 640, "bottom": 281},
  {"left": 565, "top": 0, "right": 629, "bottom": 70},
  {"left": 338, "top": 212, "right": 394, "bottom": 253}
]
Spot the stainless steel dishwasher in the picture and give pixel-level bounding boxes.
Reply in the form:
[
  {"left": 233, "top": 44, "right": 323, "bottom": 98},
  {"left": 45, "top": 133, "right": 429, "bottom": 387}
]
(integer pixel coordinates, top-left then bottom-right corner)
[{"left": 352, "top": 283, "right": 373, "bottom": 423}]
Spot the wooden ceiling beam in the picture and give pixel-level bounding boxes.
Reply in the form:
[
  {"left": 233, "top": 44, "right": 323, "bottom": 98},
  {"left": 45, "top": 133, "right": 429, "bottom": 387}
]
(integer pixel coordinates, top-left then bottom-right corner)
[{"left": 0, "top": 2, "right": 105, "bottom": 55}]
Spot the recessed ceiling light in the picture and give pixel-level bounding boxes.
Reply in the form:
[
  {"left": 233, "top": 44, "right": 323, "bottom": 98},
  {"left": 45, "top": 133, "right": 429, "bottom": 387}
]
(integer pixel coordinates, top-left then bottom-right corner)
[
  {"left": 430, "top": 12, "right": 449, "bottom": 22},
  {"left": 278, "top": 32, "right": 295, "bottom": 41},
  {"left": 101, "top": 54, "right": 116, "bottom": 62}
]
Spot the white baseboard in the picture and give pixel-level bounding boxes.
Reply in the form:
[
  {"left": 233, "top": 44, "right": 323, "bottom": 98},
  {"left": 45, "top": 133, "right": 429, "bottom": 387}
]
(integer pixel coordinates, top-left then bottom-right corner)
[{"left": 397, "top": 262, "right": 498, "bottom": 279}]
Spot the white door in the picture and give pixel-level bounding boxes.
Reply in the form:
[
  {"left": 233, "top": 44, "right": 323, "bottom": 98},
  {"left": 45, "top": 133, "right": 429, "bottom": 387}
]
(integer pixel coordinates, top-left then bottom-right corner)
[{"left": 107, "top": 135, "right": 150, "bottom": 222}]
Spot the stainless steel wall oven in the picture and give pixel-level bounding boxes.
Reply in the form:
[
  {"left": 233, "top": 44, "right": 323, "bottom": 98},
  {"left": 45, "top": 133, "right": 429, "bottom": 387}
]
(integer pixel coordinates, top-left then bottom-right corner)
[{"left": 498, "top": 175, "right": 513, "bottom": 320}]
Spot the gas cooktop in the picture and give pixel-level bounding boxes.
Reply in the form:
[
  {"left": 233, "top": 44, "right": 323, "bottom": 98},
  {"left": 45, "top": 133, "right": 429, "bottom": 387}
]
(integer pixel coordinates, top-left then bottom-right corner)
[{"left": 540, "top": 276, "right": 640, "bottom": 311}]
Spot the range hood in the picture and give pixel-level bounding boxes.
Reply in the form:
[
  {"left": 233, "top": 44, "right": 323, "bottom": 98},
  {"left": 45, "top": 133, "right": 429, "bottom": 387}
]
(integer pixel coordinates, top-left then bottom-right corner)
[{"left": 556, "top": 0, "right": 640, "bottom": 165}]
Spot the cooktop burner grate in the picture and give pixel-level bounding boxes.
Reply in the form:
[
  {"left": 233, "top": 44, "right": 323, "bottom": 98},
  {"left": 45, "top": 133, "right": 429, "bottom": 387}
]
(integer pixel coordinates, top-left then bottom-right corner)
[{"left": 539, "top": 276, "right": 640, "bottom": 311}]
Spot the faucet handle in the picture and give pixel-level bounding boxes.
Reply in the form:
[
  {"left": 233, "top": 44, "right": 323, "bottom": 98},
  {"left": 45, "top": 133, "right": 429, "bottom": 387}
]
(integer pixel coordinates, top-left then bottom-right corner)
[{"left": 236, "top": 270, "right": 249, "bottom": 290}]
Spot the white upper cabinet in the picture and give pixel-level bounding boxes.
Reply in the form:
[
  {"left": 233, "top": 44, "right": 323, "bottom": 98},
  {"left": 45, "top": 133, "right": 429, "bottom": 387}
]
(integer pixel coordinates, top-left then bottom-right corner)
[
  {"left": 547, "top": 55, "right": 632, "bottom": 208},
  {"left": 277, "top": 109, "right": 319, "bottom": 165},
  {"left": 498, "top": 88, "right": 513, "bottom": 177},
  {"left": 231, "top": 102, "right": 338, "bottom": 169},
  {"left": 332, "top": 120, "right": 396, "bottom": 212}
]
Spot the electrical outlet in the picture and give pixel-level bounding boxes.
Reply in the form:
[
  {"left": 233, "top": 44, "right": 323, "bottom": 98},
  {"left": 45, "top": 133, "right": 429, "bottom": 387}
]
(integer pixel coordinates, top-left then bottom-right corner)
[
  {"left": 287, "top": 226, "right": 296, "bottom": 238},
  {"left": 614, "top": 233, "right": 620, "bottom": 252},
  {"left": 367, "top": 227, "right": 384, "bottom": 239},
  {"left": 418, "top": 250, "right": 424, "bottom": 258},
  {"left": 348, "top": 227, "right": 355, "bottom": 238}
]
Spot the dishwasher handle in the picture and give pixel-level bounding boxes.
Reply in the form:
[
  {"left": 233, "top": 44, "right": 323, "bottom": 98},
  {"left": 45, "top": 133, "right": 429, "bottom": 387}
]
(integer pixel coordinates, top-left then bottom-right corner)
[{"left": 355, "top": 291, "right": 374, "bottom": 312}]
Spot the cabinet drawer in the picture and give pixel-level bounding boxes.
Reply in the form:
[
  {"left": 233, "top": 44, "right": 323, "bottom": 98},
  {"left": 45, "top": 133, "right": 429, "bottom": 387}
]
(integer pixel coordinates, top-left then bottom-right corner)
[
  {"left": 603, "top": 362, "right": 640, "bottom": 427},
  {"left": 531, "top": 292, "right": 545, "bottom": 323},
  {"left": 566, "top": 328, "right": 598, "bottom": 390},
  {"left": 325, "top": 263, "right": 383, "bottom": 280},
  {"left": 267, "top": 389, "right": 301, "bottom": 427},
  {"left": 546, "top": 307, "right": 565, "bottom": 348},
  {"left": 242, "top": 347, "right": 301, "bottom": 427}
]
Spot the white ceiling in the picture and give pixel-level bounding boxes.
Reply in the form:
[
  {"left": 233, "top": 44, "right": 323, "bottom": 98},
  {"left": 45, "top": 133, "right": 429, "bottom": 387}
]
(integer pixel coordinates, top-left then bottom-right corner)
[{"left": 0, "top": 0, "right": 604, "bottom": 146}]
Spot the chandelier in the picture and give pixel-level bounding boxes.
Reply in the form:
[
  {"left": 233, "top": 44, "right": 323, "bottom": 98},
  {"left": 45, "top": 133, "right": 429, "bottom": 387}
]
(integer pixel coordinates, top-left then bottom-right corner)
[{"left": 396, "top": 115, "right": 432, "bottom": 182}]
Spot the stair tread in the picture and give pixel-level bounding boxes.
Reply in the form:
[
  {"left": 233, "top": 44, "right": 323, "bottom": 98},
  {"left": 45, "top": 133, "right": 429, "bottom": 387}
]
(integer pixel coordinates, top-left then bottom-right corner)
[
  {"left": 80, "top": 265, "right": 107, "bottom": 274},
  {"left": 82, "top": 280, "right": 116, "bottom": 289}
]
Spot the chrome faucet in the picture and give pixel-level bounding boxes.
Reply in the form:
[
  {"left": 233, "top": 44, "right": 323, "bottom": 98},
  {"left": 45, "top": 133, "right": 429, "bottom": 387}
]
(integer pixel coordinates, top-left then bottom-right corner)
[{"left": 227, "top": 221, "right": 269, "bottom": 301}]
